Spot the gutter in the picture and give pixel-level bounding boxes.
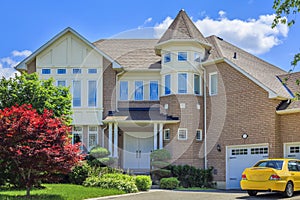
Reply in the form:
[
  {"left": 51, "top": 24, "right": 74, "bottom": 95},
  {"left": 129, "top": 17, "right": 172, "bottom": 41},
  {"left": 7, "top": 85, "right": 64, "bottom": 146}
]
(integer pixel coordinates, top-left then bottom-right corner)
[
  {"left": 276, "top": 108, "right": 300, "bottom": 115},
  {"left": 101, "top": 125, "right": 108, "bottom": 147}
]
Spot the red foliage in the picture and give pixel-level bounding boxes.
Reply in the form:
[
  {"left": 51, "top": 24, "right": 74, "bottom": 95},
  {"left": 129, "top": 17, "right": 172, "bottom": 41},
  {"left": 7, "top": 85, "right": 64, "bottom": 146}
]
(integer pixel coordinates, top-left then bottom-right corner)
[{"left": 0, "top": 104, "right": 83, "bottom": 191}]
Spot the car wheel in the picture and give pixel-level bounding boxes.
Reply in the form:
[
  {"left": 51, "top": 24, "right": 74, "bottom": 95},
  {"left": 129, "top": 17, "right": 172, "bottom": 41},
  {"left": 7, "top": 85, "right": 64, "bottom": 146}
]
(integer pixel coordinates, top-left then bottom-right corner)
[
  {"left": 283, "top": 181, "right": 294, "bottom": 198},
  {"left": 247, "top": 190, "right": 258, "bottom": 196}
]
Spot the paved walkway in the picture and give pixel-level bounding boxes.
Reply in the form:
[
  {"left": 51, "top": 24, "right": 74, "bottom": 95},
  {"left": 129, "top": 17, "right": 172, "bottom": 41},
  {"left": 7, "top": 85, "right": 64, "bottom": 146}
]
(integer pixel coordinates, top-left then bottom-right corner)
[{"left": 87, "top": 190, "right": 300, "bottom": 200}]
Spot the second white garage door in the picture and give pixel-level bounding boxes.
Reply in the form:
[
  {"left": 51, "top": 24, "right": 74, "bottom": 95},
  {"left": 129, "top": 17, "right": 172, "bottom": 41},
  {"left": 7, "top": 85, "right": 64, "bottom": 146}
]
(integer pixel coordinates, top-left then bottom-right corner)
[
  {"left": 226, "top": 144, "right": 269, "bottom": 189},
  {"left": 284, "top": 143, "right": 300, "bottom": 159}
]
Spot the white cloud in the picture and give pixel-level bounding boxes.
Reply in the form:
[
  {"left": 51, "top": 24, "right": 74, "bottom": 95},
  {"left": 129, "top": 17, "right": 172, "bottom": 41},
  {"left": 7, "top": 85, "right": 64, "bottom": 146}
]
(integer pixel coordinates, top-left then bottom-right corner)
[
  {"left": 144, "top": 17, "right": 152, "bottom": 24},
  {"left": 153, "top": 12, "right": 289, "bottom": 55},
  {"left": 0, "top": 49, "right": 31, "bottom": 78},
  {"left": 12, "top": 50, "right": 32, "bottom": 57}
]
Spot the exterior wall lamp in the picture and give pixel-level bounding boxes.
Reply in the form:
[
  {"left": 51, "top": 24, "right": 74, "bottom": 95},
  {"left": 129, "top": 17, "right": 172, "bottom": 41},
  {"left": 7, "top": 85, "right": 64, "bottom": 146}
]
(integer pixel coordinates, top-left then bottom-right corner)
[
  {"left": 217, "top": 144, "right": 221, "bottom": 152},
  {"left": 242, "top": 133, "right": 248, "bottom": 139}
]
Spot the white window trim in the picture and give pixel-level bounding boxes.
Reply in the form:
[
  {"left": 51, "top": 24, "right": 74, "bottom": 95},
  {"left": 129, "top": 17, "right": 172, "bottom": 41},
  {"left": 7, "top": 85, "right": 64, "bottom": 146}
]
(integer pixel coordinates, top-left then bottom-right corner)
[
  {"left": 196, "top": 129, "right": 202, "bottom": 141},
  {"left": 178, "top": 128, "right": 188, "bottom": 140},
  {"left": 134, "top": 80, "right": 144, "bottom": 101},
  {"left": 177, "top": 72, "right": 188, "bottom": 94},
  {"left": 72, "top": 80, "right": 82, "bottom": 108},
  {"left": 87, "top": 80, "right": 98, "bottom": 107},
  {"left": 193, "top": 73, "right": 202, "bottom": 96},
  {"left": 149, "top": 80, "right": 159, "bottom": 101},
  {"left": 56, "top": 80, "right": 67, "bottom": 87},
  {"left": 164, "top": 74, "right": 171, "bottom": 96},
  {"left": 88, "top": 126, "right": 98, "bottom": 151},
  {"left": 119, "top": 80, "right": 129, "bottom": 101},
  {"left": 209, "top": 72, "right": 218, "bottom": 96},
  {"left": 164, "top": 129, "right": 170, "bottom": 140},
  {"left": 178, "top": 52, "right": 188, "bottom": 61},
  {"left": 164, "top": 52, "right": 171, "bottom": 63}
]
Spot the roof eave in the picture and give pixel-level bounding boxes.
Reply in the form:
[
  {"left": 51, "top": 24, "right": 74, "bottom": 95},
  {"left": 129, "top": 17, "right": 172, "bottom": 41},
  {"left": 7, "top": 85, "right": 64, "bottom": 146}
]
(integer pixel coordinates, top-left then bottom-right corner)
[
  {"left": 15, "top": 27, "right": 120, "bottom": 71},
  {"left": 276, "top": 108, "right": 300, "bottom": 115}
]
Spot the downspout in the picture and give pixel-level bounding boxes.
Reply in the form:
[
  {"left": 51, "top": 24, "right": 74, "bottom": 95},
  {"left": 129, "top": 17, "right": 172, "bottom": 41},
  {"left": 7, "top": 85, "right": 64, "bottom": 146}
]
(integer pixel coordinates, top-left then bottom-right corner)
[
  {"left": 115, "top": 70, "right": 125, "bottom": 112},
  {"left": 198, "top": 62, "right": 207, "bottom": 170},
  {"left": 101, "top": 125, "right": 107, "bottom": 147}
]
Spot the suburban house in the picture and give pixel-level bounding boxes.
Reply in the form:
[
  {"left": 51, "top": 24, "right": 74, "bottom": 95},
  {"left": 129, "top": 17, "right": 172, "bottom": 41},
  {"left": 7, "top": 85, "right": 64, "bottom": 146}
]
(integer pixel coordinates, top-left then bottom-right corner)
[{"left": 16, "top": 10, "right": 300, "bottom": 189}]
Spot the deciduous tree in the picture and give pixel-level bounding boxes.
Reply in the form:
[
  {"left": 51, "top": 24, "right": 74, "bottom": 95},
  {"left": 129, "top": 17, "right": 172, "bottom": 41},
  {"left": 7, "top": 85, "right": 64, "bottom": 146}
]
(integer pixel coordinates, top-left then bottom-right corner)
[{"left": 0, "top": 104, "right": 82, "bottom": 197}]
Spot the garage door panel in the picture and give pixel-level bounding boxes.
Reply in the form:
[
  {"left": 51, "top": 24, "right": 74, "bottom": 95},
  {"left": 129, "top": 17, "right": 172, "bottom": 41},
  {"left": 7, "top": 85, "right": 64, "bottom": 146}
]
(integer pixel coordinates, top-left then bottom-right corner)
[
  {"left": 285, "top": 144, "right": 300, "bottom": 159},
  {"left": 227, "top": 145, "right": 268, "bottom": 189}
]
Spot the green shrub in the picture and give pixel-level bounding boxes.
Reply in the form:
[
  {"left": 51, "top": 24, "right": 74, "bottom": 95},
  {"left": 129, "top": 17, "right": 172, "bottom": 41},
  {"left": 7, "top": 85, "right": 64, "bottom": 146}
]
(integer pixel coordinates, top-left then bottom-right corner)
[
  {"left": 151, "top": 169, "right": 172, "bottom": 179},
  {"left": 69, "top": 163, "right": 91, "bottom": 185},
  {"left": 160, "top": 177, "right": 179, "bottom": 189},
  {"left": 83, "top": 173, "right": 138, "bottom": 193},
  {"left": 135, "top": 176, "right": 152, "bottom": 191},
  {"left": 150, "top": 149, "right": 171, "bottom": 161},
  {"left": 167, "top": 165, "right": 213, "bottom": 188},
  {"left": 90, "top": 146, "right": 110, "bottom": 158},
  {"left": 98, "top": 157, "right": 115, "bottom": 166},
  {"left": 151, "top": 161, "right": 170, "bottom": 169}
]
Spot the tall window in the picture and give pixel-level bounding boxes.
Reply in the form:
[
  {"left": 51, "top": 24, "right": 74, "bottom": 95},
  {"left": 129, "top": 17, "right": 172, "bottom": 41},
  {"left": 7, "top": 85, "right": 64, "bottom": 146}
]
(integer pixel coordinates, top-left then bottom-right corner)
[
  {"left": 41, "top": 69, "right": 51, "bottom": 74},
  {"left": 73, "top": 80, "right": 81, "bottom": 107},
  {"left": 164, "top": 53, "right": 171, "bottom": 63},
  {"left": 57, "top": 80, "right": 66, "bottom": 87},
  {"left": 88, "top": 80, "right": 97, "bottom": 107},
  {"left": 178, "top": 52, "right": 187, "bottom": 61},
  {"left": 57, "top": 69, "right": 66, "bottom": 74},
  {"left": 178, "top": 73, "right": 187, "bottom": 94},
  {"left": 209, "top": 72, "right": 218, "bottom": 96},
  {"left": 88, "top": 126, "right": 98, "bottom": 150},
  {"left": 196, "top": 129, "right": 202, "bottom": 141},
  {"left": 150, "top": 81, "right": 159, "bottom": 100},
  {"left": 134, "top": 81, "right": 143, "bottom": 100},
  {"left": 194, "top": 74, "right": 201, "bottom": 95},
  {"left": 120, "top": 81, "right": 128, "bottom": 100},
  {"left": 165, "top": 74, "right": 171, "bottom": 95},
  {"left": 72, "top": 126, "right": 83, "bottom": 144},
  {"left": 164, "top": 129, "right": 170, "bottom": 140}
]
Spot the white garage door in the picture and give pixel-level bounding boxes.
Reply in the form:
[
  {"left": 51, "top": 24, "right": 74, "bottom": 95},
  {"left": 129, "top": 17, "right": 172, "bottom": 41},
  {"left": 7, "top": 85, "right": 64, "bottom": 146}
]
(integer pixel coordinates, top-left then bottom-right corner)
[
  {"left": 226, "top": 145, "right": 268, "bottom": 189},
  {"left": 285, "top": 143, "right": 300, "bottom": 159}
]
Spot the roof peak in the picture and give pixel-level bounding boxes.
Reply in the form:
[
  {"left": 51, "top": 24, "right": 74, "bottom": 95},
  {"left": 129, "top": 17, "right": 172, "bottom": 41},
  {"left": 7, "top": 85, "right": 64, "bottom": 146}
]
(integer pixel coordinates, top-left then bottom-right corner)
[{"left": 157, "top": 9, "right": 209, "bottom": 45}]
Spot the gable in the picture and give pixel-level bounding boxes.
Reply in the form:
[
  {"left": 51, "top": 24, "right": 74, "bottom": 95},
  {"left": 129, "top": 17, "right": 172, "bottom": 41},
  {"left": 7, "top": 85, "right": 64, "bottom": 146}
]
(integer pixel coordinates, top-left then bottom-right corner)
[{"left": 36, "top": 32, "right": 102, "bottom": 68}]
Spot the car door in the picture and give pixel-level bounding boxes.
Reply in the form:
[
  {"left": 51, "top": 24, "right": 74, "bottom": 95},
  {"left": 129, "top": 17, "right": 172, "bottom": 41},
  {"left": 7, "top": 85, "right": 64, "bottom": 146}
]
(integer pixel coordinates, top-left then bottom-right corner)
[{"left": 288, "top": 161, "right": 300, "bottom": 190}]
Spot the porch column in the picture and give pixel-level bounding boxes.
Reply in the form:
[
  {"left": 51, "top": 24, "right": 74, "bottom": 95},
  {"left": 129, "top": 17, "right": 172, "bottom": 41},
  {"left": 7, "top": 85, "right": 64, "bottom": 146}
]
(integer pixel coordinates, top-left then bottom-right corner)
[
  {"left": 113, "top": 123, "right": 118, "bottom": 158},
  {"left": 153, "top": 123, "right": 158, "bottom": 150},
  {"left": 159, "top": 123, "right": 163, "bottom": 149},
  {"left": 108, "top": 123, "right": 113, "bottom": 156}
]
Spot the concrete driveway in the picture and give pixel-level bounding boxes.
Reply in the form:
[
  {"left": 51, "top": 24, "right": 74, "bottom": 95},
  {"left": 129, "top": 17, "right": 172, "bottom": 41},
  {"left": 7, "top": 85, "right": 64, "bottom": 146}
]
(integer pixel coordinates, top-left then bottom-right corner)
[{"left": 89, "top": 190, "right": 300, "bottom": 200}]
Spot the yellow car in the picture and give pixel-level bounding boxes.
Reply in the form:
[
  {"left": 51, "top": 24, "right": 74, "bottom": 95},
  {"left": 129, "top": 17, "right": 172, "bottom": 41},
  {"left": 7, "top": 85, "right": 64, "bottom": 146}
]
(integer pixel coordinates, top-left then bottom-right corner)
[{"left": 240, "top": 158, "right": 300, "bottom": 197}]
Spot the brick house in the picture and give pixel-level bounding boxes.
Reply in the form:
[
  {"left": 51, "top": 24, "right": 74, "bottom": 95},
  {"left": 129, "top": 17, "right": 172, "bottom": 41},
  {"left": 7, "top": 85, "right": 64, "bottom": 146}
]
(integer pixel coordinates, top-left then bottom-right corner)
[{"left": 16, "top": 10, "right": 300, "bottom": 189}]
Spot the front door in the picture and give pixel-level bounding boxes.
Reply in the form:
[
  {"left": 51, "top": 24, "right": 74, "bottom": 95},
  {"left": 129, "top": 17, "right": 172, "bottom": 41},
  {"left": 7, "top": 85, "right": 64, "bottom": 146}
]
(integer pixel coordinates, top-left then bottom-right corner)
[{"left": 123, "top": 132, "right": 153, "bottom": 171}]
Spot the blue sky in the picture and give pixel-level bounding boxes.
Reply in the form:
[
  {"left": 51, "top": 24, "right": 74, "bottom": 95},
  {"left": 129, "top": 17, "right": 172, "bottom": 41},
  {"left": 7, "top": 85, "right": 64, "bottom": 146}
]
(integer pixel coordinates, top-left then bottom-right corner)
[{"left": 1, "top": 0, "right": 300, "bottom": 77}]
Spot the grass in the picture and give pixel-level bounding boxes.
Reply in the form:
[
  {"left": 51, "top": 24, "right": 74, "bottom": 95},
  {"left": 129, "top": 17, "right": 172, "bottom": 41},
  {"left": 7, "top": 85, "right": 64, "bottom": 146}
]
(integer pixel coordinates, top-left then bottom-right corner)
[{"left": 0, "top": 184, "right": 125, "bottom": 200}]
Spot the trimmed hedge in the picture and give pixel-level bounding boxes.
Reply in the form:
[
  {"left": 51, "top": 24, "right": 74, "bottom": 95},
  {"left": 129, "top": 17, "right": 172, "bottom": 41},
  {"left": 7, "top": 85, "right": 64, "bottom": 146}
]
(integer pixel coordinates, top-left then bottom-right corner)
[
  {"left": 135, "top": 176, "right": 152, "bottom": 191},
  {"left": 150, "top": 149, "right": 171, "bottom": 161},
  {"left": 160, "top": 177, "right": 179, "bottom": 189},
  {"left": 68, "top": 163, "right": 91, "bottom": 185},
  {"left": 89, "top": 146, "right": 110, "bottom": 158}
]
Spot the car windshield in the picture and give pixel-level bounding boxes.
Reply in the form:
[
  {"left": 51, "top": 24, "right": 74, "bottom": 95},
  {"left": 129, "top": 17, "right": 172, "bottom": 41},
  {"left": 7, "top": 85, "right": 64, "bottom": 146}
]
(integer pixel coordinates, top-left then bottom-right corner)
[{"left": 254, "top": 160, "right": 283, "bottom": 170}]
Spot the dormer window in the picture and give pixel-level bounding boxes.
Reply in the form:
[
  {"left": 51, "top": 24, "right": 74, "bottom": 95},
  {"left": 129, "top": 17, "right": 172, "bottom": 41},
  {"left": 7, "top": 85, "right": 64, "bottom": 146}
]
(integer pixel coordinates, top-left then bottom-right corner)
[
  {"left": 164, "top": 53, "right": 171, "bottom": 63},
  {"left": 178, "top": 52, "right": 187, "bottom": 61}
]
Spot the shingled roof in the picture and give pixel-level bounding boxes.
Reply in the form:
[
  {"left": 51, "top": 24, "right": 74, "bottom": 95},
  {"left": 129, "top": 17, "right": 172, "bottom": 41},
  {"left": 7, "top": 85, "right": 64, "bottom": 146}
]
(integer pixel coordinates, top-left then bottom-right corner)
[{"left": 157, "top": 9, "right": 210, "bottom": 46}]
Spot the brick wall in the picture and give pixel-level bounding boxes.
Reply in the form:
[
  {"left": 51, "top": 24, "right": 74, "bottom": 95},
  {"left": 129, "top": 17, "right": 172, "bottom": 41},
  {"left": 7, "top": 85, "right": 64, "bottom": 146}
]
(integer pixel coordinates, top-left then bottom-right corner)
[
  {"left": 103, "top": 58, "right": 116, "bottom": 118},
  {"left": 279, "top": 112, "right": 300, "bottom": 143}
]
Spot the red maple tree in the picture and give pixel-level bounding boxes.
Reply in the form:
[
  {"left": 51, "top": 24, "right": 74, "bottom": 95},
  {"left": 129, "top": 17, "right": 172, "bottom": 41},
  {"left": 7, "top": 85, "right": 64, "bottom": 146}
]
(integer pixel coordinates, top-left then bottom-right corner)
[{"left": 0, "top": 104, "right": 82, "bottom": 197}]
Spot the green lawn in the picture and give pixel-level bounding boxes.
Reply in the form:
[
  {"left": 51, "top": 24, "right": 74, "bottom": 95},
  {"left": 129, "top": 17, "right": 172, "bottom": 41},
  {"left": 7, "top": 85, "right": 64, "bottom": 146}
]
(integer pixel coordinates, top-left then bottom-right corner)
[{"left": 0, "top": 184, "right": 125, "bottom": 200}]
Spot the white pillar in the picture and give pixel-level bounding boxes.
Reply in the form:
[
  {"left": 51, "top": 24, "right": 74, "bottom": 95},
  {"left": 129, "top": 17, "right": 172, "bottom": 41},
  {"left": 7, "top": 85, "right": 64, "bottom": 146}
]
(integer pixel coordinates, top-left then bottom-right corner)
[
  {"left": 108, "top": 123, "right": 113, "bottom": 156},
  {"left": 114, "top": 123, "right": 118, "bottom": 158},
  {"left": 159, "top": 123, "right": 163, "bottom": 149},
  {"left": 153, "top": 123, "right": 158, "bottom": 150}
]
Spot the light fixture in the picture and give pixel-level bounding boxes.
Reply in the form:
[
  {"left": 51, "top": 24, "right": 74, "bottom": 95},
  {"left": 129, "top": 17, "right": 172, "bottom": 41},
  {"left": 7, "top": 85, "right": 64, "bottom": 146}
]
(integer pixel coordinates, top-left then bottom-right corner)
[
  {"left": 242, "top": 133, "right": 248, "bottom": 139},
  {"left": 217, "top": 144, "right": 221, "bottom": 152}
]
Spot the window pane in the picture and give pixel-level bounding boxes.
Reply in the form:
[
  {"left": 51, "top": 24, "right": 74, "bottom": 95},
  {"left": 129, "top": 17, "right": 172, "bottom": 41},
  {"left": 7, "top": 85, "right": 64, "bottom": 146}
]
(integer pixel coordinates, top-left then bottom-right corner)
[
  {"left": 165, "top": 75, "right": 171, "bottom": 95},
  {"left": 57, "top": 80, "right": 66, "bottom": 87},
  {"left": 57, "top": 69, "right": 66, "bottom": 74},
  {"left": 89, "top": 134, "right": 97, "bottom": 149},
  {"left": 135, "top": 81, "right": 143, "bottom": 100},
  {"left": 210, "top": 73, "right": 218, "bottom": 95},
  {"left": 194, "top": 52, "right": 201, "bottom": 62},
  {"left": 88, "top": 81, "right": 97, "bottom": 107},
  {"left": 150, "top": 81, "right": 159, "bottom": 100},
  {"left": 178, "top": 129, "right": 187, "bottom": 140},
  {"left": 194, "top": 74, "right": 200, "bottom": 95},
  {"left": 42, "top": 69, "right": 51, "bottom": 74},
  {"left": 196, "top": 130, "right": 202, "bottom": 141},
  {"left": 164, "top": 129, "right": 170, "bottom": 140},
  {"left": 73, "top": 81, "right": 81, "bottom": 107},
  {"left": 88, "top": 69, "right": 97, "bottom": 74},
  {"left": 73, "top": 68, "right": 82, "bottom": 74},
  {"left": 178, "top": 52, "right": 187, "bottom": 61},
  {"left": 120, "top": 81, "right": 128, "bottom": 100},
  {"left": 164, "top": 53, "right": 171, "bottom": 63},
  {"left": 178, "top": 73, "right": 187, "bottom": 94}
]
